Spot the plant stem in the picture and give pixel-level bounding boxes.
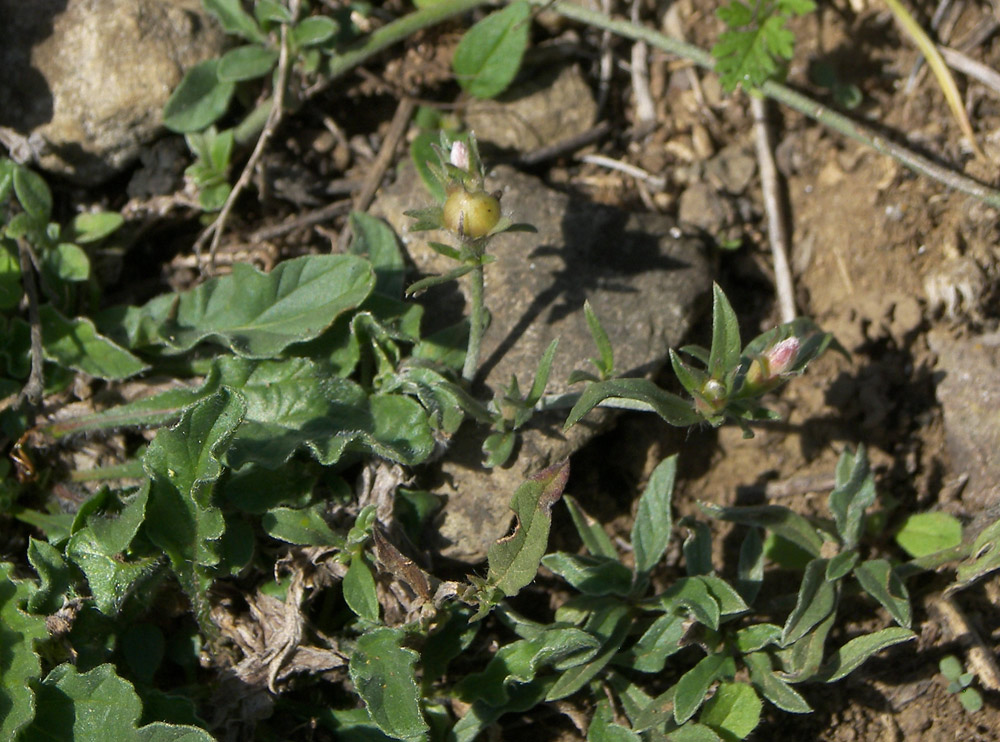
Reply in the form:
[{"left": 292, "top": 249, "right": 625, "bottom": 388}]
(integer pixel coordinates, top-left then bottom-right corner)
[
  {"left": 463, "top": 259, "right": 486, "bottom": 382},
  {"left": 534, "top": 0, "right": 1000, "bottom": 210}
]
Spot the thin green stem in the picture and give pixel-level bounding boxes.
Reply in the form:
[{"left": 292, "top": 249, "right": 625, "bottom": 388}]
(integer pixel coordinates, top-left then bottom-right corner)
[
  {"left": 463, "top": 260, "right": 486, "bottom": 382},
  {"left": 534, "top": 0, "right": 1000, "bottom": 210}
]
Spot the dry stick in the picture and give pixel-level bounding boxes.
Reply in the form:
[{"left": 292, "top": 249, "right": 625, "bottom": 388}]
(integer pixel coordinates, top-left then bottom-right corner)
[
  {"left": 930, "top": 594, "right": 1000, "bottom": 691},
  {"left": 540, "top": 0, "right": 1000, "bottom": 210},
  {"left": 751, "top": 96, "right": 796, "bottom": 324},
  {"left": 15, "top": 239, "right": 44, "bottom": 409},
  {"left": 249, "top": 199, "right": 353, "bottom": 243},
  {"left": 940, "top": 44, "right": 1000, "bottom": 96},
  {"left": 336, "top": 96, "right": 416, "bottom": 252},
  {"left": 629, "top": 0, "right": 655, "bottom": 128},
  {"left": 195, "top": 18, "right": 296, "bottom": 271}
]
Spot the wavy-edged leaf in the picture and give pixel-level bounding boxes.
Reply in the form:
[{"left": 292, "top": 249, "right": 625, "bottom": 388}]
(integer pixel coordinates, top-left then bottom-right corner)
[
  {"left": 25, "top": 538, "right": 72, "bottom": 615},
  {"left": 0, "top": 562, "right": 47, "bottom": 739},
  {"left": 20, "top": 664, "right": 213, "bottom": 742},
  {"left": 816, "top": 627, "right": 916, "bottom": 682},
  {"left": 349, "top": 627, "right": 428, "bottom": 741},
  {"left": 39, "top": 305, "right": 148, "bottom": 380},
  {"left": 486, "top": 460, "right": 569, "bottom": 599},
  {"left": 632, "top": 455, "right": 676, "bottom": 575},
  {"left": 565, "top": 378, "right": 700, "bottom": 429},
  {"left": 143, "top": 389, "right": 245, "bottom": 624},
  {"left": 114, "top": 254, "right": 373, "bottom": 357},
  {"left": 453, "top": 1, "right": 531, "bottom": 99}
]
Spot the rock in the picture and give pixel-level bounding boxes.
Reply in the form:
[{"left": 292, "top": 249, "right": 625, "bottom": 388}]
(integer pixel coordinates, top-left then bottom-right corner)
[
  {"left": 0, "top": 0, "right": 226, "bottom": 185},
  {"left": 678, "top": 182, "right": 729, "bottom": 234},
  {"left": 704, "top": 144, "right": 756, "bottom": 195},
  {"left": 372, "top": 164, "right": 712, "bottom": 561},
  {"left": 465, "top": 64, "right": 597, "bottom": 154},
  {"left": 928, "top": 330, "right": 1000, "bottom": 515}
]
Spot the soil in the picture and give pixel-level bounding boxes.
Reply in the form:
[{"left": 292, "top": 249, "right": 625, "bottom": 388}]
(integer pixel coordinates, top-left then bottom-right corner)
[{"left": 15, "top": 0, "right": 1000, "bottom": 739}]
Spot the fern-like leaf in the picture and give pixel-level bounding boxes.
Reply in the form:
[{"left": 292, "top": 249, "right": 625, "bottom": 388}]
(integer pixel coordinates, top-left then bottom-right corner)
[{"left": 713, "top": 0, "right": 816, "bottom": 92}]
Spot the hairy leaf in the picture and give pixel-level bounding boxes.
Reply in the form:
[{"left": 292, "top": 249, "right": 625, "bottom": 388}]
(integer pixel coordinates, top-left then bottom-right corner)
[
  {"left": 674, "top": 653, "right": 726, "bottom": 724},
  {"left": 744, "top": 651, "right": 811, "bottom": 713},
  {"left": 162, "top": 59, "right": 235, "bottom": 132},
  {"left": 816, "top": 627, "right": 916, "bottom": 682},
  {"left": 349, "top": 628, "right": 428, "bottom": 741},
  {"left": 699, "top": 682, "right": 762, "bottom": 739},
  {"left": 632, "top": 455, "right": 676, "bottom": 575},
  {"left": 565, "top": 378, "right": 700, "bottom": 429},
  {"left": 545, "top": 603, "right": 631, "bottom": 701},
  {"left": 453, "top": 1, "right": 531, "bottom": 98},
  {"left": 344, "top": 555, "right": 380, "bottom": 622},
  {"left": 827, "top": 445, "right": 875, "bottom": 550},
  {"left": 702, "top": 502, "right": 823, "bottom": 558},
  {"left": 564, "top": 495, "right": 617, "bottom": 559},
  {"left": 0, "top": 563, "right": 47, "bottom": 739},
  {"left": 853, "top": 559, "right": 911, "bottom": 628},
  {"left": 782, "top": 558, "right": 836, "bottom": 646},
  {"left": 541, "top": 552, "right": 632, "bottom": 597}
]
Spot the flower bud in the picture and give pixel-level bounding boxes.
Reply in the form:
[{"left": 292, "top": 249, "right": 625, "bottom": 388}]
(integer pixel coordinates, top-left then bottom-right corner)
[
  {"left": 744, "top": 336, "right": 801, "bottom": 393},
  {"left": 443, "top": 186, "right": 501, "bottom": 238},
  {"left": 449, "top": 140, "right": 470, "bottom": 171}
]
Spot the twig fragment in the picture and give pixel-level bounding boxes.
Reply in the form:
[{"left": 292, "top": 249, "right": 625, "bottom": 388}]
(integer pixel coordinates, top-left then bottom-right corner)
[
  {"left": 751, "top": 96, "right": 796, "bottom": 324},
  {"left": 577, "top": 153, "right": 666, "bottom": 189}
]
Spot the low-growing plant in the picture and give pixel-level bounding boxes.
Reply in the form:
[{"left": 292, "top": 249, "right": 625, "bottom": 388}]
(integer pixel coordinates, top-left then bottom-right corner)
[{"left": 939, "top": 654, "right": 984, "bottom": 713}]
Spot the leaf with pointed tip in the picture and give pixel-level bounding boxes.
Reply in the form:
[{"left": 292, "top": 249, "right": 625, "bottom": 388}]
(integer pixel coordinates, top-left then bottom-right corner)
[
  {"left": 565, "top": 378, "right": 700, "bottom": 429},
  {"left": 588, "top": 697, "right": 641, "bottom": 742},
  {"left": 656, "top": 576, "right": 720, "bottom": 631},
  {"left": 853, "top": 559, "right": 911, "bottom": 628},
  {"left": 708, "top": 284, "right": 741, "bottom": 383},
  {"left": 545, "top": 603, "right": 631, "bottom": 701},
  {"left": 615, "top": 612, "right": 685, "bottom": 673},
  {"left": 453, "top": 1, "right": 531, "bottom": 99},
  {"left": 781, "top": 558, "right": 836, "bottom": 646},
  {"left": 583, "top": 300, "right": 614, "bottom": 378},
  {"left": 674, "top": 653, "right": 726, "bottom": 724},
  {"left": 702, "top": 502, "right": 823, "bottom": 558},
  {"left": 541, "top": 553, "right": 633, "bottom": 596},
  {"left": 827, "top": 445, "right": 875, "bottom": 549},
  {"left": 699, "top": 682, "right": 762, "bottom": 740},
  {"left": 816, "top": 627, "right": 916, "bottom": 682},
  {"left": 109, "top": 254, "right": 373, "bottom": 358},
  {"left": 344, "top": 554, "right": 380, "bottom": 622},
  {"left": 162, "top": 59, "right": 235, "bottom": 132},
  {"left": 486, "top": 460, "right": 570, "bottom": 599},
  {"left": 744, "top": 651, "right": 811, "bottom": 713},
  {"left": 632, "top": 455, "right": 676, "bottom": 576},
  {"left": 262, "top": 504, "right": 344, "bottom": 547},
  {"left": 39, "top": 305, "right": 148, "bottom": 380},
  {"left": 564, "top": 495, "right": 617, "bottom": 559}
]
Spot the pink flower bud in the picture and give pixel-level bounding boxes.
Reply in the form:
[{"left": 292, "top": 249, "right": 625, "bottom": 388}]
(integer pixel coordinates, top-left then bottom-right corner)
[
  {"left": 764, "top": 337, "right": 800, "bottom": 377},
  {"left": 449, "top": 141, "right": 470, "bottom": 171}
]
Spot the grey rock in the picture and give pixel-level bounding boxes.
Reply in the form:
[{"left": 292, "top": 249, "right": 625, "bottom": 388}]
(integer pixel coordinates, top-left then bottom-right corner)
[
  {"left": 465, "top": 64, "right": 597, "bottom": 154},
  {"left": 0, "top": 0, "right": 226, "bottom": 185},
  {"left": 705, "top": 144, "right": 757, "bottom": 195},
  {"left": 372, "top": 164, "right": 711, "bottom": 561},
  {"left": 678, "top": 182, "right": 730, "bottom": 234},
  {"left": 928, "top": 329, "right": 1000, "bottom": 515}
]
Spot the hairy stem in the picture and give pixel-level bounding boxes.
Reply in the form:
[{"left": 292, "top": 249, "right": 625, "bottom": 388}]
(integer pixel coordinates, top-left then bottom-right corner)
[
  {"left": 535, "top": 0, "right": 1000, "bottom": 209},
  {"left": 463, "top": 260, "right": 486, "bottom": 383}
]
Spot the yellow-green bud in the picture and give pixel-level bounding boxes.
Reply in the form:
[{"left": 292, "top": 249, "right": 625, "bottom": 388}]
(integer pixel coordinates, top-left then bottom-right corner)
[{"left": 443, "top": 186, "right": 501, "bottom": 238}]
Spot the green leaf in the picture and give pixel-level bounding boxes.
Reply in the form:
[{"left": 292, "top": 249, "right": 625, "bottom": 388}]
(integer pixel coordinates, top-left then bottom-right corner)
[
  {"left": 405, "top": 264, "right": 474, "bottom": 296},
  {"left": 682, "top": 518, "right": 714, "bottom": 576},
  {"left": 781, "top": 558, "right": 836, "bottom": 646},
  {"left": 736, "top": 527, "right": 764, "bottom": 604},
  {"left": 0, "top": 562, "right": 47, "bottom": 739},
  {"left": 453, "top": 1, "right": 531, "bottom": 99},
  {"left": 565, "top": 378, "right": 700, "bottom": 429},
  {"left": 735, "top": 624, "right": 781, "bottom": 654},
  {"left": 293, "top": 15, "right": 338, "bottom": 46},
  {"left": 670, "top": 348, "right": 709, "bottom": 396},
  {"left": 485, "top": 460, "right": 570, "bottom": 598},
  {"left": 668, "top": 725, "right": 723, "bottom": 742},
  {"left": 564, "top": 495, "right": 617, "bottom": 560},
  {"left": 217, "top": 44, "right": 279, "bottom": 81},
  {"left": 262, "top": 504, "right": 344, "bottom": 547},
  {"left": 632, "top": 455, "right": 676, "bottom": 575},
  {"left": 780, "top": 611, "right": 835, "bottom": 682},
  {"left": 525, "top": 338, "right": 559, "bottom": 407},
  {"left": 19, "top": 664, "right": 214, "bottom": 741},
  {"left": 65, "top": 486, "right": 158, "bottom": 614},
  {"left": 482, "top": 430, "right": 516, "bottom": 469},
  {"left": 26, "top": 538, "right": 72, "bottom": 615},
  {"left": 118, "top": 254, "right": 373, "bottom": 357},
  {"left": 827, "top": 445, "right": 875, "bottom": 550},
  {"left": 39, "top": 305, "right": 148, "bottom": 380},
  {"left": 203, "top": 0, "right": 267, "bottom": 42},
  {"left": 12, "top": 165, "right": 52, "bottom": 222},
  {"left": 698, "top": 575, "right": 749, "bottom": 618},
  {"left": 956, "top": 519, "right": 1000, "bottom": 588},
  {"left": 743, "top": 651, "right": 811, "bottom": 713},
  {"left": 545, "top": 603, "right": 632, "bottom": 701},
  {"left": 589, "top": 698, "right": 641, "bottom": 742},
  {"left": 0, "top": 158, "right": 13, "bottom": 202},
  {"left": 583, "top": 300, "right": 614, "bottom": 378},
  {"left": 895, "top": 511, "right": 963, "bottom": 558},
  {"left": 674, "top": 653, "right": 726, "bottom": 724},
  {"left": 852, "top": 559, "right": 911, "bottom": 628},
  {"left": 67, "top": 212, "right": 124, "bottom": 243},
  {"left": 222, "top": 463, "right": 318, "bottom": 514},
  {"left": 47, "top": 242, "right": 90, "bottom": 281},
  {"left": 349, "top": 628, "right": 428, "bottom": 741},
  {"left": 708, "top": 284, "right": 741, "bottom": 383},
  {"left": 656, "top": 576, "right": 721, "bottom": 631},
  {"left": 702, "top": 502, "right": 823, "bottom": 558},
  {"left": 816, "top": 627, "right": 916, "bottom": 682},
  {"left": 825, "top": 550, "right": 858, "bottom": 581},
  {"left": 699, "top": 682, "right": 762, "bottom": 740},
  {"left": 0, "top": 240, "right": 23, "bottom": 310},
  {"left": 143, "top": 390, "right": 245, "bottom": 623},
  {"left": 162, "top": 59, "right": 235, "bottom": 132},
  {"left": 541, "top": 552, "right": 633, "bottom": 596},
  {"left": 344, "top": 554, "right": 380, "bottom": 622},
  {"left": 349, "top": 212, "right": 405, "bottom": 299},
  {"left": 616, "top": 612, "right": 685, "bottom": 673}
]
